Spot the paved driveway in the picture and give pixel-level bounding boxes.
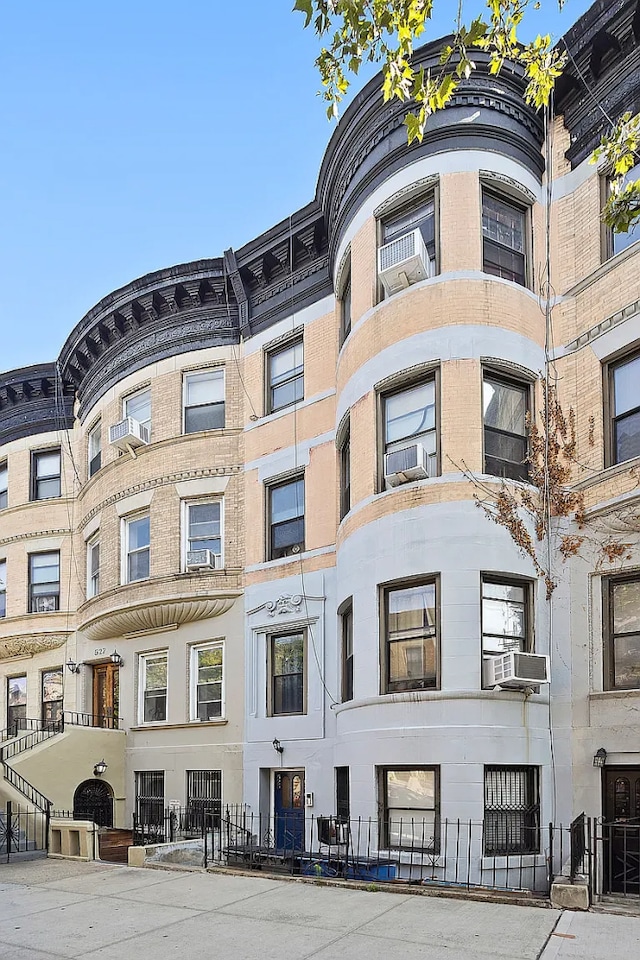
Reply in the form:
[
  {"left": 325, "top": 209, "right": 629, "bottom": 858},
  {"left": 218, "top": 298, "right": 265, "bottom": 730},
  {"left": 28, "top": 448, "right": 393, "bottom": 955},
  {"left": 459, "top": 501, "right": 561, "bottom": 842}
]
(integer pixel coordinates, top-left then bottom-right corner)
[{"left": 2, "top": 858, "right": 636, "bottom": 960}]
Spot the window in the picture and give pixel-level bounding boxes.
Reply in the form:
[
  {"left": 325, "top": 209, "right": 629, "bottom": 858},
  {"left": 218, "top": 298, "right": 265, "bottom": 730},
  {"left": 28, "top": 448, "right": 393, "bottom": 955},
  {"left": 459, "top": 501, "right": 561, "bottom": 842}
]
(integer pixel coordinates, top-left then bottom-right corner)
[
  {"left": 484, "top": 766, "right": 540, "bottom": 855},
  {"left": 268, "top": 475, "right": 304, "bottom": 560},
  {"left": 340, "top": 260, "right": 352, "bottom": 344},
  {"left": 191, "top": 644, "right": 223, "bottom": 720},
  {"left": 383, "top": 580, "right": 438, "bottom": 692},
  {"left": 341, "top": 602, "right": 353, "bottom": 702},
  {"left": 607, "top": 351, "right": 640, "bottom": 466},
  {"left": 185, "top": 501, "right": 222, "bottom": 567},
  {"left": 482, "top": 578, "right": 529, "bottom": 663},
  {"left": 0, "top": 560, "right": 5, "bottom": 618},
  {"left": 31, "top": 449, "right": 61, "bottom": 501},
  {"left": 123, "top": 513, "right": 150, "bottom": 583},
  {"left": 87, "top": 536, "right": 100, "bottom": 599},
  {"left": 139, "top": 652, "right": 167, "bottom": 723},
  {"left": 186, "top": 770, "right": 222, "bottom": 829},
  {"left": 482, "top": 191, "right": 527, "bottom": 286},
  {"left": 381, "top": 194, "right": 436, "bottom": 262},
  {"left": 0, "top": 462, "right": 7, "bottom": 509},
  {"left": 483, "top": 374, "right": 529, "bottom": 481},
  {"left": 7, "top": 675, "right": 27, "bottom": 735},
  {"left": 267, "top": 338, "right": 303, "bottom": 413},
  {"left": 183, "top": 369, "right": 225, "bottom": 433},
  {"left": 339, "top": 421, "right": 351, "bottom": 520},
  {"left": 124, "top": 388, "right": 151, "bottom": 435},
  {"left": 270, "top": 632, "right": 305, "bottom": 716},
  {"left": 606, "top": 163, "right": 640, "bottom": 258},
  {"left": 383, "top": 378, "right": 437, "bottom": 480},
  {"left": 336, "top": 767, "right": 350, "bottom": 821},
  {"left": 604, "top": 575, "right": 640, "bottom": 690},
  {"left": 42, "top": 668, "right": 63, "bottom": 723},
  {"left": 380, "top": 767, "right": 438, "bottom": 851},
  {"left": 88, "top": 421, "right": 102, "bottom": 477},
  {"left": 29, "top": 552, "right": 60, "bottom": 613},
  {"left": 135, "top": 771, "right": 165, "bottom": 827}
]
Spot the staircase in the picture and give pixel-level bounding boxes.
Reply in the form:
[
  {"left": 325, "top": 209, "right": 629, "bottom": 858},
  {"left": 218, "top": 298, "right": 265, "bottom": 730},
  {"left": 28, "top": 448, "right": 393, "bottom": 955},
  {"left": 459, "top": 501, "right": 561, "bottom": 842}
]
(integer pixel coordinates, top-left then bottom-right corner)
[{"left": 0, "top": 719, "right": 59, "bottom": 816}]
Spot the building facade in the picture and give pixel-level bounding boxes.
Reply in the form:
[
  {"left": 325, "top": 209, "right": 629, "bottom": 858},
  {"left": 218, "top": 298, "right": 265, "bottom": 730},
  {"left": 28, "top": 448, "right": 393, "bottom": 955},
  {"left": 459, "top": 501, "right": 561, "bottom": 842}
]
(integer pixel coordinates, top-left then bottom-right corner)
[{"left": 1, "top": 0, "right": 639, "bottom": 890}]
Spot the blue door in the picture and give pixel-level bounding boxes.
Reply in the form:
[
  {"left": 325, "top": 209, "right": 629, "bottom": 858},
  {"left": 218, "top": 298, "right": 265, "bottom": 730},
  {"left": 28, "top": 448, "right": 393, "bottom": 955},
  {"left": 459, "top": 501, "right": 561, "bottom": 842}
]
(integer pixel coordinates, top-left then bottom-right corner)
[{"left": 274, "top": 771, "right": 305, "bottom": 851}]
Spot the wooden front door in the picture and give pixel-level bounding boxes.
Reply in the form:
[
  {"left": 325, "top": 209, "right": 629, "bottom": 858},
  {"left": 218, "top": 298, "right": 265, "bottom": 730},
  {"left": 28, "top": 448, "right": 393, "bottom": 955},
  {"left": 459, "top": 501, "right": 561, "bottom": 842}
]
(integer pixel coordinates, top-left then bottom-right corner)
[
  {"left": 603, "top": 767, "right": 640, "bottom": 895},
  {"left": 93, "top": 663, "right": 119, "bottom": 727}
]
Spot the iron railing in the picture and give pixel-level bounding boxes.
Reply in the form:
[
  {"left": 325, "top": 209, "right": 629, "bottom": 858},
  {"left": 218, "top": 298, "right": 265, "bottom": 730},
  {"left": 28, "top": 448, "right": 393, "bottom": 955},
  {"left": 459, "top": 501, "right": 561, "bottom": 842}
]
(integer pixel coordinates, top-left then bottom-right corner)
[
  {"left": 570, "top": 812, "right": 586, "bottom": 881},
  {"left": 0, "top": 800, "right": 49, "bottom": 861},
  {"left": 133, "top": 803, "right": 222, "bottom": 847}
]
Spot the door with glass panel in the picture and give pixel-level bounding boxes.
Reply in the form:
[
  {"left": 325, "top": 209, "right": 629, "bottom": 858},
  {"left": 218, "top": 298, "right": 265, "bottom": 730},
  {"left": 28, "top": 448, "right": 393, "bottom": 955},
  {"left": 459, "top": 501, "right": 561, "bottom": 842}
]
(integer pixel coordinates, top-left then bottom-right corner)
[
  {"left": 274, "top": 770, "right": 305, "bottom": 851},
  {"left": 603, "top": 768, "right": 640, "bottom": 895},
  {"left": 92, "top": 663, "right": 119, "bottom": 728}
]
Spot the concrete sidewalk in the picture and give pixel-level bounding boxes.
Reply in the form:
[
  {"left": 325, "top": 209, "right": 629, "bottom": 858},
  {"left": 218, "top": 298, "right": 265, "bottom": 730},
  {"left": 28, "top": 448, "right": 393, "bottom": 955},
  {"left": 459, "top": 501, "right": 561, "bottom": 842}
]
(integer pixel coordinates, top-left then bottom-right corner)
[{"left": 0, "top": 859, "right": 634, "bottom": 960}]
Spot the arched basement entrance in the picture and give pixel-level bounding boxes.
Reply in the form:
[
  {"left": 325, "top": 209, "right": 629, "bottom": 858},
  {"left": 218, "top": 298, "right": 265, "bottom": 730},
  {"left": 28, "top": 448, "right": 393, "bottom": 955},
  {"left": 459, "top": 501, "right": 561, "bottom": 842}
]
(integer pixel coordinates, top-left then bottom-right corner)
[{"left": 73, "top": 779, "right": 114, "bottom": 827}]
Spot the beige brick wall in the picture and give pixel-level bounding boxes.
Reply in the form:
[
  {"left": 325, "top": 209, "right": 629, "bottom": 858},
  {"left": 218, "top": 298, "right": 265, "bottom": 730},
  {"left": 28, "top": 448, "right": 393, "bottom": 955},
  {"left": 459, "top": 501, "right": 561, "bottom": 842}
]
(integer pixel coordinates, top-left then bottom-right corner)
[{"left": 439, "top": 172, "right": 482, "bottom": 273}]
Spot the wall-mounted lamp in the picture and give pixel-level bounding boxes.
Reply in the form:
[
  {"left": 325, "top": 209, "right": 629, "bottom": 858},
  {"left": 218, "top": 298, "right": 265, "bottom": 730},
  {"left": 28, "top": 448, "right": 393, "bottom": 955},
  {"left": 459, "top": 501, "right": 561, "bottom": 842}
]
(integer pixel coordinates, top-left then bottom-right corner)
[
  {"left": 593, "top": 747, "right": 607, "bottom": 768},
  {"left": 66, "top": 658, "right": 81, "bottom": 674},
  {"left": 110, "top": 650, "right": 124, "bottom": 667},
  {"left": 272, "top": 738, "right": 284, "bottom": 754},
  {"left": 93, "top": 759, "right": 108, "bottom": 777}
]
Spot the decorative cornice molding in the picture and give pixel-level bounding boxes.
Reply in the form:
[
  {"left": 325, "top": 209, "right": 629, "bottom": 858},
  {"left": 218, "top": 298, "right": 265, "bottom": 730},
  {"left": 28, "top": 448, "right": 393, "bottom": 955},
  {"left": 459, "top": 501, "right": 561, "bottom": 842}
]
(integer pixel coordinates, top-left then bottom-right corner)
[
  {"left": 247, "top": 593, "right": 325, "bottom": 617},
  {"left": 0, "top": 633, "right": 69, "bottom": 661},
  {"left": 79, "top": 465, "right": 242, "bottom": 528},
  {"left": 0, "top": 528, "right": 72, "bottom": 549},
  {"left": 80, "top": 594, "right": 241, "bottom": 642},
  {"left": 563, "top": 298, "right": 640, "bottom": 354}
]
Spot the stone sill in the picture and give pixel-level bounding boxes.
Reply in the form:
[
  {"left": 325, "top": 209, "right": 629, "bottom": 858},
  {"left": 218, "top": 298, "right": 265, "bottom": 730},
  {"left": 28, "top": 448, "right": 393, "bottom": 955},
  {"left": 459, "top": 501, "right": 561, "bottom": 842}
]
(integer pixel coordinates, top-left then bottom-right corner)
[
  {"left": 129, "top": 720, "right": 228, "bottom": 731},
  {"left": 335, "top": 688, "right": 548, "bottom": 714},
  {"left": 589, "top": 689, "right": 640, "bottom": 701}
]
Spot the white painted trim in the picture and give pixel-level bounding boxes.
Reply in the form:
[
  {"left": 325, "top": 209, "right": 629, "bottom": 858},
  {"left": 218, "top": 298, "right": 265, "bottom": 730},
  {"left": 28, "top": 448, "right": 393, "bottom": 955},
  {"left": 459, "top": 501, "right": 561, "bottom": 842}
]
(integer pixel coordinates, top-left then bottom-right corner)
[
  {"left": 334, "top": 151, "right": 544, "bottom": 278},
  {"left": 246, "top": 544, "right": 336, "bottom": 573},
  {"left": 243, "top": 295, "right": 335, "bottom": 356},
  {"left": 244, "top": 389, "right": 336, "bottom": 432},
  {"left": 189, "top": 639, "right": 225, "bottom": 722},
  {"left": 246, "top": 431, "right": 336, "bottom": 480},
  {"left": 175, "top": 476, "right": 229, "bottom": 498},
  {"left": 82, "top": 513, "right": 101, "bottom": 541},
  {"left": 115, "top": 490, "right": 154, "bottom": 517}
]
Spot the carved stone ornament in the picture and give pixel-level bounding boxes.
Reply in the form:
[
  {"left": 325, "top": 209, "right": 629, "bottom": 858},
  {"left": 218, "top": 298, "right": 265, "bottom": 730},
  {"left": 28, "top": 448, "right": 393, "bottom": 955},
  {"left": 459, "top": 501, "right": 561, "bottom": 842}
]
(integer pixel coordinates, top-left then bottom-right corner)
[
  {"left": 0, "top": 633, "right": 68, "bottom": 661},
  {"left": 265, "top": 595, "right": 304, "bottom": 618},
  {"left": 81, "top": 595, "right": 240, "bottom": 642}
]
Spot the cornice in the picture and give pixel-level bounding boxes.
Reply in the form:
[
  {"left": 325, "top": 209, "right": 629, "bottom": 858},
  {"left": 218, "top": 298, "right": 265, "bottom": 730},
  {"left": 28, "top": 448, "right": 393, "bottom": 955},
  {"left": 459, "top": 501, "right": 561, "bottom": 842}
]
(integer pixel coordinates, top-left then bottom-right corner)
[
  {"left": 0, "top": 364, "right": 75, "bottom": 448},
  {"left": 0, "top": 527, "right": 72, "bottom": 549}
]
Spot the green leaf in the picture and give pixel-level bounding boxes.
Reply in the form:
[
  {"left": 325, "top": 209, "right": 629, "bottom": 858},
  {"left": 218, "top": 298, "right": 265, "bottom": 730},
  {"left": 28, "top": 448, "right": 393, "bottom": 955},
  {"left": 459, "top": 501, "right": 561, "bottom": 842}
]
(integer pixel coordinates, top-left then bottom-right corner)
[{"left": 293, "top": 0, "right": 313, "bottom": 29}]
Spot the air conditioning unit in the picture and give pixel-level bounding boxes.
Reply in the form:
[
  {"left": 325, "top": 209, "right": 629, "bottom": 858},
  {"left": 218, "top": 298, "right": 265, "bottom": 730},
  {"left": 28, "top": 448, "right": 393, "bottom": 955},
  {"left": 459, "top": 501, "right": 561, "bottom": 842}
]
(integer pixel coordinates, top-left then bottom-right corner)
[
  {"left": 384, "top": 443, "right": 429, "bottom": 487},
  {"left": 378, "top": 228, "right": 434, "bottom": 295},
  {"left": 186, "top": 549, "right": 220, "bottom": 571},
  {"left": 34, "top": 595, "right": 58, "bottom": 614},
  {"left": 109, "top": 417, "right": 150, "bottom": 451},
  {"left": 484, "top": 652, "right": 550, "bottom": 689}
]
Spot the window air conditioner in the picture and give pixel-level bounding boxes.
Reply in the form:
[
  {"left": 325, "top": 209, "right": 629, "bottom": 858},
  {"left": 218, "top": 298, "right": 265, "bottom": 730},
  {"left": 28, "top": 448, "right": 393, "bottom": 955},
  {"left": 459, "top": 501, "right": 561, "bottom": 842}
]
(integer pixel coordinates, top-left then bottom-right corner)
[
  {"left": 109, "top": 417, "right": 150, "bottom": 451},
  {"left": 317, "top": 816, "right": 350, "bottom": 846},
  {"left": 484, "top": 652, "right": 550, "bottom": 689},
  {"left": 378, "top": 228, "right": 434, "bottom": 295},
  {"left": 34, "top": 595, "right": 57, "bottom": 614},
  {"left": 186, "top": 549, "right": 220, "bottom": 571},
  {"left": 384, "top": 443, "right": 429, "bottom": 487}
]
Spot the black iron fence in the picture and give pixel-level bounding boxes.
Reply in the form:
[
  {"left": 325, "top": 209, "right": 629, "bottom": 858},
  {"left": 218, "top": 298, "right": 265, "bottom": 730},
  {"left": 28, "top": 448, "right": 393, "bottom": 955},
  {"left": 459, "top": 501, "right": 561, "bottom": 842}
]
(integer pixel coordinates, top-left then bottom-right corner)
[
  {"left": 132, "top": 805, "right": 582, "bottom": 895},
  {"left": 0, "top": 801, "right": 49, "bottom": 863}
]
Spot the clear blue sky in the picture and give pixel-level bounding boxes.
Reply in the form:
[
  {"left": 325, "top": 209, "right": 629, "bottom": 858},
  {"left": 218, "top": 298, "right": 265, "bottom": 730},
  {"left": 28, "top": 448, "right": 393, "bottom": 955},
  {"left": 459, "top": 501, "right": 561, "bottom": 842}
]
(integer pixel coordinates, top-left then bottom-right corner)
[{"left": 1, "top": 0, "right": 592, "bottom": 374}]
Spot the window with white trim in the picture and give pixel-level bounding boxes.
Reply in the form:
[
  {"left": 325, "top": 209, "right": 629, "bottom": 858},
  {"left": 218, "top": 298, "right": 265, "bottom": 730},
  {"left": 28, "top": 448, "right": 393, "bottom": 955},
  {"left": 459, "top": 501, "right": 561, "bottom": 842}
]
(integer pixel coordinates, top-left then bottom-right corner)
[
  {"left": 185, "top": 501, "right": 222, "bottom": 569},
  {"left": 183, "top": 369, "right": 225, "bottom": 433},
  {"left": 124, "top": 388, "right": 151, "bottom": 435},
  {"left": 190, "top": 643, "right": 224, "bottom": 721},
  {"left": 123, "top": 513, "right": 150, "bottom": 583},
  {"left": 138, "top": 652, "right": 168, "bottom": 724},
  {"left": 0, "top": 462, "right": 7, "bottom": 510},
  {"left": 29, "top": 552, "right": 60, "bottom": 613},
  {"left": 267, "top": 338, "right": 304, "bottom": 413},
  {"left": 87, "top": 535, "right": 100, "bottom": 599},
  {"left": 88, "top": 420, "right": 102, "bottom": 478}
]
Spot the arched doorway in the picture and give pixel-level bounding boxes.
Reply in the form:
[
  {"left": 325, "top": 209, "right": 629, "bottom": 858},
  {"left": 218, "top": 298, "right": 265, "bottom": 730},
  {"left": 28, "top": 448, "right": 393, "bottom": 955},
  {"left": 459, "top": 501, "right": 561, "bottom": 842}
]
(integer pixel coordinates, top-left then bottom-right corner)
[{"left": 73, "top": 779, "right": 114, "bottom": 827}]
